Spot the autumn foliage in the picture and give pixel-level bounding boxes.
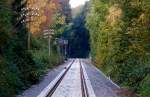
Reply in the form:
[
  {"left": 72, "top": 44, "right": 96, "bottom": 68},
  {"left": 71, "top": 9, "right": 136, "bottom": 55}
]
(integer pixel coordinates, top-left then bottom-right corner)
[{"left": 26, "top": 0, "right": 69, "bottom": 34}]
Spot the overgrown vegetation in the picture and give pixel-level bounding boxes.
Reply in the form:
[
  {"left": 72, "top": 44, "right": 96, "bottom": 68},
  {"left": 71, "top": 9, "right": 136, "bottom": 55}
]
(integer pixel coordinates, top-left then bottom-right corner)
[
  {"left": 0, "top": 0, "right": 66, "bottom": 97},
  {"left": 86, "top": 0, "right": 150, "bottom": 96}
]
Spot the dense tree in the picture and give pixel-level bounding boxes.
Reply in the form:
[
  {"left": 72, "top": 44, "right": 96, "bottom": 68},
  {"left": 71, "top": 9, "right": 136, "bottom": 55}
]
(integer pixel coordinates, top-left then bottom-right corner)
[
  {"left": 58, "top": 0, "right": 72, "bottom": 23},
  {"left": 63, "top": 3, "right": 90, "bottom": 58},
  {"left": 86, "top": 0, "right": 150, "bottom": 96},
  {"left": 0, "top": 0, "right": 72, "bottom": 97}
]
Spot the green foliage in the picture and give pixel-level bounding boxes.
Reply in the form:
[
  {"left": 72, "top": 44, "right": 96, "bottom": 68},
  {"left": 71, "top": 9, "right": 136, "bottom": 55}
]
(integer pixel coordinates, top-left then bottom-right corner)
[
  {"left": 86, "top": 0, "right": 150, "bottom": 96},
  {"left": 63, "top": 3, "right": 90, "bottom": 58},
  {"left": 0, "top": 1, "right": 26, "bottom": 96},
  {"left": 0, "top": 0, "right": 63, "bottom": 97},
  {"left": 139, "top": 74, "right": 150, "bottom": 97},
  {"left": 31, "top": 37, "right": 61, "bottom": 69}
]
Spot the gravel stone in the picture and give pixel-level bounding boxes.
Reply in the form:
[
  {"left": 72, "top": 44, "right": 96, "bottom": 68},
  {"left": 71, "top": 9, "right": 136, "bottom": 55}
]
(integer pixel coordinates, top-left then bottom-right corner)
[
  {"left": 82, "top": 59, "right": 119, "bottom": 97},
  {"left": 17, "top": 61, "right": 71, "bottom": 97}
]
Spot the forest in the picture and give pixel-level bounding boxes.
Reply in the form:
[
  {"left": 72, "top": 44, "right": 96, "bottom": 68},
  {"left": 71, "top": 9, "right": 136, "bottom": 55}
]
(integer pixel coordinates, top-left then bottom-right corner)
[
  {"left": 0, "top": 0, "right": 71, "bottom": 97},
  {"left": 0, "top": 0, "right": 150, "bottom": 97},
  {"left": 86, "top": 0, "right": 150, "bottom": 97},
  {"left": 63, "top": 3, "right": 90, "bottom": 58}
]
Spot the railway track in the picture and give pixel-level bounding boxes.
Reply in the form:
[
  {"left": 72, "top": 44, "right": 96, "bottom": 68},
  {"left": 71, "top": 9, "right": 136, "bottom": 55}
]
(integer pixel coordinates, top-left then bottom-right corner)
[
  {"left": 80, "top": 60, "right": 89, "bottom": 97},
  {"left": 37, "top": 59, "right": 96, "bottom": 97}
]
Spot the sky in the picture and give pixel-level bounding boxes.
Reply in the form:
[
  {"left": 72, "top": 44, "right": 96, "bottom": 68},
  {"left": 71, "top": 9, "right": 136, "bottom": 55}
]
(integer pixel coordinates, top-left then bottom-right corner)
[{"left": 69, "top": 0, "right": 90, "bottom": 8}]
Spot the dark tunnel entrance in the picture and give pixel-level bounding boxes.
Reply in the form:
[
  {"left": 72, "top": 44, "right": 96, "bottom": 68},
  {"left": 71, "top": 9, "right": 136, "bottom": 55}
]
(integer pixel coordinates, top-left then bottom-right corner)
[{"left": 63, "top": 14, "right": 90, "bottom": 58}]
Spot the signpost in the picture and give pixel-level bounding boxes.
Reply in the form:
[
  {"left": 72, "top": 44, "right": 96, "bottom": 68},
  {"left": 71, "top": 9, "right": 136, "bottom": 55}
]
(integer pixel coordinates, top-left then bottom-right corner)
[
  {"left": 43, "top": 30, "right": 68, "bottom": 62},
  {"left": 43, "top": 29, "right": 54, "bottom": 58},
  {"left": 64, "top": 40, "right": 68, "bottom": 59},
  {"left": 58, "top": 39, "right": 68, "bottom": 60}
]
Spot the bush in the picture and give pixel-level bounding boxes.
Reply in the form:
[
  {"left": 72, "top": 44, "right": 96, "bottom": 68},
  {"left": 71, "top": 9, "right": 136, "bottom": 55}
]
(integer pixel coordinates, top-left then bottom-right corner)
[
  {"left": 139, "top": 74, "right": 150, "bottom": 97},
  {"left": 0, "top": 1, "right": 62, "bottom": 97},
  {"left": 86, "top": 0, "right": 150, "bottom": 96}
]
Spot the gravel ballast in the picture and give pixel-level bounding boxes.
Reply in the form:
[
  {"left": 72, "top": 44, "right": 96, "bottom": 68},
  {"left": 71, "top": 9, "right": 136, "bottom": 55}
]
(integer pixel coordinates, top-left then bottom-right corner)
[
  {"left": 17, "top": 60, "right": 71, "bottom": 97},
  {"left": 82, "top": 59, "right": 120, "bottom": 97}
]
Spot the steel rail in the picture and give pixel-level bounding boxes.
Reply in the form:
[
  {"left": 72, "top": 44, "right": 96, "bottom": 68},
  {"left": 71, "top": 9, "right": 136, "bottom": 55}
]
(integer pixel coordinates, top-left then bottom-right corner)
[
  {"left": 46, "top": 60, "right": 75, "bottom": 97},
  {"left": 80, "top": 59, "right": 89, "bottom": 97}
]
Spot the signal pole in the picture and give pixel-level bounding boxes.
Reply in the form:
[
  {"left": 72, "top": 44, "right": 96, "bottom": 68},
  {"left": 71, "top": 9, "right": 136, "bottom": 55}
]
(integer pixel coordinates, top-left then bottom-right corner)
[
  {"left": 43, "top": 29, "right": 55, "bottom": 57},
  {"left": 20, "top": 6, "right": 40, "bottom": 49}
]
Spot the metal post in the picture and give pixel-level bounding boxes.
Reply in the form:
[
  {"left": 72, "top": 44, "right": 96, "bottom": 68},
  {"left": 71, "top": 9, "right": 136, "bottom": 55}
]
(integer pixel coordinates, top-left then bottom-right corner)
[
  {"left": 48, "top": 36, "right": 51, "bottom": 57},
  {"left": 65, "top": 44, "right": 67, "bottom": 59},
  {"left": 58, "top": 45, "right": 62, "bottom": 62},
  {"left": 64, "top": 40, "right": 68, "bottom": 60},
  {"left": 28, "top": 31, "right": 31, "bottom": 49},
  {"left": 57, "top": 44, "right": 60, "bottom": 63},
  {"left": 48, "top": 36, "right": 51, "bottom": 64},
  {"left": 43, "top": 29, "right": 54, "bottom": 64},
  {"left": 28, "top": 20, "right": 31, "bottom": 49}
]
